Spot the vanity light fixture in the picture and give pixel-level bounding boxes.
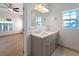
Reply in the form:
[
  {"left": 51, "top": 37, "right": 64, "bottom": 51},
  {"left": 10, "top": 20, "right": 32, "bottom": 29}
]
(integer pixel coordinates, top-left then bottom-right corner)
[{"left": 35, "top": 4, "right": 49, "bottom": 13}]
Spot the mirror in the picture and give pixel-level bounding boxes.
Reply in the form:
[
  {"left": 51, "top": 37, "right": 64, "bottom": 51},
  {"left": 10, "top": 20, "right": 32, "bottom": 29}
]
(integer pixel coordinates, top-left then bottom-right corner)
[{"left": 31, "top": 4, "right": 49, "bottom": 33}]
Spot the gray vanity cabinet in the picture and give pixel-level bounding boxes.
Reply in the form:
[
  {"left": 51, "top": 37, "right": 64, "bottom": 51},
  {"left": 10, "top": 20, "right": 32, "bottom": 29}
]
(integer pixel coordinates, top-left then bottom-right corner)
[{"left": 31, "top": 33, "right": 57, "bottom": 56}]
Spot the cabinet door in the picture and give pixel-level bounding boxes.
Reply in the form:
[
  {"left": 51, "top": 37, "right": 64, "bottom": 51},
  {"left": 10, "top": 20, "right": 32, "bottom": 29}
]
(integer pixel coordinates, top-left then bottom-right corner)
[
  {"left": 42, "top": 38, "right": 50, "bottom": 56},
  {"left": 50, "top": 33, "right": 57, "bottom": 55},
  {"left": 42, "top": 39, "right": 47, "bottom": 56},
  {"left": 46, "top": 41, "right": 51, "bottom": 56},
  {"left": 31, "top": 36, "right": 43, "bottom": 56},
  {"left": 50, "top": 38, "right": 56, "bottom": 54}
]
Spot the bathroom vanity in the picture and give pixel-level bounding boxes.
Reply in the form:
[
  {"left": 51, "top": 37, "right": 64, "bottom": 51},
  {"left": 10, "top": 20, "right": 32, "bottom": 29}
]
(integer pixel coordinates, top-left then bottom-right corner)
[
  {"left": 31, "top": 31, "right": 58, "bottom": 56},
  {"left": 31, "top": 5, "right": 58, "bottom": 56}
]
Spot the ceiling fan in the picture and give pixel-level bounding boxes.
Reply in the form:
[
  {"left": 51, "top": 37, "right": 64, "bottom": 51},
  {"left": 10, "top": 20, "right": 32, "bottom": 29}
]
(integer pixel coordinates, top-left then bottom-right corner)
[{"left": 0, "top": 3, "right": 20, "bottom": 12}]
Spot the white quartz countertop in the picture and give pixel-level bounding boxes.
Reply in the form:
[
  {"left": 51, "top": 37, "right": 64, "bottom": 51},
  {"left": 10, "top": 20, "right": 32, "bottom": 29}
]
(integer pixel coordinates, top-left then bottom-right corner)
[{"left": 31, "top": 31, "right": 58, "bottom": 38}]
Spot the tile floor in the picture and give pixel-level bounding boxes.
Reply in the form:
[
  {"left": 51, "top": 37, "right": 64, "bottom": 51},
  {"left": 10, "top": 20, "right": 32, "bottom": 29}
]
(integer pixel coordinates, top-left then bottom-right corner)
[{"left": 52, "top": 46, "right": 79, "bottom": 56}]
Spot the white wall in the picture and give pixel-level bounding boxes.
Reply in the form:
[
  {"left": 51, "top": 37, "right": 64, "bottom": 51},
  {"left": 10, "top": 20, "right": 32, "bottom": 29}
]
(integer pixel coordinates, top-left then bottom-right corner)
[
  {"left": 48, "top": 4, "right": 58, "bottom": 32},
  {"left": 24, "top": 3, "right": 35, "bottom": 56},
  {"left": 0, "top": 10, "right": 23, "bottom": 36},
  {"left": 49, "top": 3, "right": 79, "bottom": 51}
]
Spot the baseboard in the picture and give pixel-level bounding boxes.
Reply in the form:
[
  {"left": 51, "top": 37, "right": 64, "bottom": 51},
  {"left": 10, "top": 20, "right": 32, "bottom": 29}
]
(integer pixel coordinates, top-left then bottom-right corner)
[
  {"left": 58, "top": 44, "right": 79, "bottom": 52},
  {"left": 0, "top": 32, "right": 23, "bottom": 37}
]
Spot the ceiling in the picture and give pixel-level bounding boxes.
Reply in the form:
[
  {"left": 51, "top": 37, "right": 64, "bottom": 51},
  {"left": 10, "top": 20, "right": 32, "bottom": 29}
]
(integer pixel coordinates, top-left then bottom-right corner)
[{"left": 0, "top": 3, "right": 23, "bottom": 15}]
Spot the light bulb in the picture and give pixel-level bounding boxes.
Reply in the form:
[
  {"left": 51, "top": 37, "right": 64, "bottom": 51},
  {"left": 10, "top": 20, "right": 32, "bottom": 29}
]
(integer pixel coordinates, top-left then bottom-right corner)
[
  {"left": 38, "top": 4, "right": 42, "bottom": 9},
  {"left": 38, "top": 8, "right": 42, "bottom": 12},
  {"left": 42, "top": 8, "right": 46, "bottom": 13}
]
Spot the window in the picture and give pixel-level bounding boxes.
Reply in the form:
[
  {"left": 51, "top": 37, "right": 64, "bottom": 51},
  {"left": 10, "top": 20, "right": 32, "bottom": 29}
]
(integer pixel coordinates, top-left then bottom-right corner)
[
  {"left": 64, "top": 20, "right": 78, "bottom": 28},
  {"left": 0, "top": 18, "right": 13, "bottom": 32},
  {"left": 63, "top": 8, "right": 79, "bottom": 28}
]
